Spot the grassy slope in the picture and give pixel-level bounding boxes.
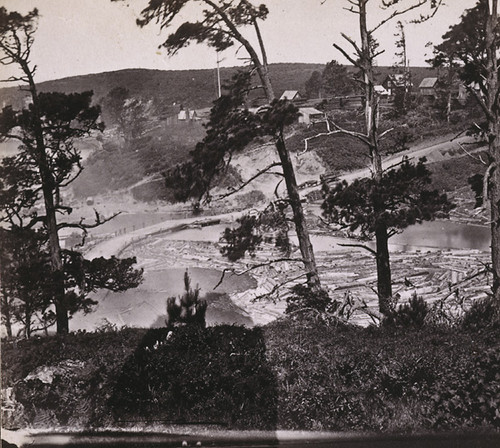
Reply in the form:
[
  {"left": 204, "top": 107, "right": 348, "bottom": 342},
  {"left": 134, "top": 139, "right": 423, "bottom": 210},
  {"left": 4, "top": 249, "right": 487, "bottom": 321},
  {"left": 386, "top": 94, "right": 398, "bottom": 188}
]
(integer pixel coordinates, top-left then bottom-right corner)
[{"left": 2, "top": 318, "right": 499, "bottom": 432}]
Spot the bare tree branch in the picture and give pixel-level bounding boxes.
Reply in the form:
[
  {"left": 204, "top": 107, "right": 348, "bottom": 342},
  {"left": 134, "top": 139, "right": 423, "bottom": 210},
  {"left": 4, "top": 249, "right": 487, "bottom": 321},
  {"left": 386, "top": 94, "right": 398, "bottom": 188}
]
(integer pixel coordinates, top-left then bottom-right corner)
[
  {"left": 214, "top": 162, "right": 283, "bottom": 200},
  {"left": 250, "top": 273, "right": 309, "bottom": 303},
  {"left": 370, "top": 0, "right": 428, "bottom": 34},
  {"left": 303, "top": 118, "right": 370, "bottom": 153},
  {"left": 338, "top": 242, "right": 377, "bottom": 256},
  {"left": 333, "top": 43, "right": 359, "bottom": 67},
  {"left": 214, "top": 257, "right": 305, "bottom": 290},
  {"left": 56, "top": 210, "right": 121, "bottom": 232},
  {"left": 457, "top": 142, "right": 488, "bottom": 166}
]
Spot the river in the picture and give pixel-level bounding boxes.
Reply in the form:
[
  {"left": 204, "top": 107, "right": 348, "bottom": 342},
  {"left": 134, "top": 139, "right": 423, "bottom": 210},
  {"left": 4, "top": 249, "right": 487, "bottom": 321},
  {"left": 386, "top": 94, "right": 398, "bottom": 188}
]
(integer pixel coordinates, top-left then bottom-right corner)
[{"left": 133, "top": 219, "right": 491, "bottom": 252}]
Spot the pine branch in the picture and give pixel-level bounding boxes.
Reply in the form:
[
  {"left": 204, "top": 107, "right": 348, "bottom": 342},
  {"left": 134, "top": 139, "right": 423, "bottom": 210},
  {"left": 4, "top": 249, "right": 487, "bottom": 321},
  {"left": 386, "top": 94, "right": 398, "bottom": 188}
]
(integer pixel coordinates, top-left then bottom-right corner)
[
  {"left": 214, "top": 257, "right": 305, "bottom": 290},
  {"left": 215, "top": 162, "right": 283, "bottom": 200},
  {"left": 56, "top": 210, "right": 121, "bottom": 232}
]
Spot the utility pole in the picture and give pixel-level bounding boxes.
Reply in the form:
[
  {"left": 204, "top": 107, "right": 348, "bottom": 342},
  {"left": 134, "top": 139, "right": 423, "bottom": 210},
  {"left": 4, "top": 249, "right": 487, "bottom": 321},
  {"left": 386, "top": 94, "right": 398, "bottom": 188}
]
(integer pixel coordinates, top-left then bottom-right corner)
[{"left": 216, "top": 51, "right": 222, "bottom": 98}]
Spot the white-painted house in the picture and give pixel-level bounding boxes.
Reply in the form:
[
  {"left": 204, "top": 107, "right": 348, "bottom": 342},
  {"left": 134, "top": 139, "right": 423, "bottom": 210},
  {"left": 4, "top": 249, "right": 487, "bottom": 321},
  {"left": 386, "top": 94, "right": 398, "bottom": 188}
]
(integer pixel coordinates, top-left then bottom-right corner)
[
  {"left": 280, "top": 90, "right": 302, "bottom": 101},
  {"left": 298, "top": 107, "right": 325, "bottom": 125}
]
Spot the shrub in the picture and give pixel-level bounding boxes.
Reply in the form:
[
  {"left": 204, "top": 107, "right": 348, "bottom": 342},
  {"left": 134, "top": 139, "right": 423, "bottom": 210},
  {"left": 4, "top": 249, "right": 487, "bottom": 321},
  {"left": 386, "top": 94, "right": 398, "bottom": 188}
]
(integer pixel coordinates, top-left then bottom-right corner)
[
  {"left": 165, "top": 270, "right": 207, "bottom": 328},
  {"left": 108, "top": 325, "right": 277, "bottom": 429},
  {"left": 384, "top": 294, "right": 429, "bottom": 328},
  {"left": 461, "top": 295, "right": 500, "bottom": 331},
  {"left": 429, "top": 347, "right": 500, "bottom": 428},
  {"left": 285, "top": 284, "right": 331, "bottom": 313}
]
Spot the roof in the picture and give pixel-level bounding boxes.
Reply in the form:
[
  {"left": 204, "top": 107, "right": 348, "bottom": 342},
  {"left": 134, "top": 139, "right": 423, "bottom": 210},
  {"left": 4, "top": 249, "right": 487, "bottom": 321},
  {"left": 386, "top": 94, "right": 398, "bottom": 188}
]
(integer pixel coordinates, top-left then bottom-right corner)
[
  {"left": 419, "top": 77, "right": 438, "bottom": 88},
  {"left": 374, "top": 85, "right": 389, "bottom": 95},
  {"left": 299, "top": 107, "right": 324, "bottom": 115},
  {"left": 280, "top": 90, "right": 301, "bottom": 100}
]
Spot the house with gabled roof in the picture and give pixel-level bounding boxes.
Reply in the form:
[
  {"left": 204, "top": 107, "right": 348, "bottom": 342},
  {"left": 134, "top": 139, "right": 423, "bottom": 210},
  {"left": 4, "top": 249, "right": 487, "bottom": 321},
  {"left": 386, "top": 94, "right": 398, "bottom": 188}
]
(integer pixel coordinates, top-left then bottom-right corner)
[
  {"left": 374, "top": 85, "right": 390, "bottom": 97},
  {"left": 280, "top": 90, "right": 302, "bottom": 101},
  {"left": 419, "top": 77, "right": 439, "bottom": 98}
]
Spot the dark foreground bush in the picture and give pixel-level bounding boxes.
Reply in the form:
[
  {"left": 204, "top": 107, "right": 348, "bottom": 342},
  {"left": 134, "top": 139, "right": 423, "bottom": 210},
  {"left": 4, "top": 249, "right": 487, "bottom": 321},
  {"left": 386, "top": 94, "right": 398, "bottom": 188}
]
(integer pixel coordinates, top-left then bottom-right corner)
[
  {"left": 2, "top": 328, "right": 145, "bottom": 427},
  {"left": 2, "top": 318, "right": 499, "bottom": 432},
  {"left": 108, "top": 325, "right": 277, "bottom": 429},
  {"left": 461, "top": 296, "right": 500, "bottom": 331},
  {"left": 264, "top": 315, "right": 500, "bottom": 432},
  {"left": 286, "top": 284, "right": 331, "bottom": 313}
]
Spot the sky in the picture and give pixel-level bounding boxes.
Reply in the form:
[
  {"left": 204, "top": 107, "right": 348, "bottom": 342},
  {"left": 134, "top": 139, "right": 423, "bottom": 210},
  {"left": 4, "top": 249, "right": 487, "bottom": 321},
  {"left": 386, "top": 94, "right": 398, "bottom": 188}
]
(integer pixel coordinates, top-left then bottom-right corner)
[{"left": 0, "top": 0, "right": 479, "bottom": 84}]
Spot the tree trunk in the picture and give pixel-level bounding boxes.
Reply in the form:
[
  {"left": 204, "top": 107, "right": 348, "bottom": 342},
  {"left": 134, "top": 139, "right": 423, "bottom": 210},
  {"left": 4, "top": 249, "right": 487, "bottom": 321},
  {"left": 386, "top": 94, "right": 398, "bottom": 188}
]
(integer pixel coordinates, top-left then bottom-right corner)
[
  {"left": 25, "top": 308, "right": 32, "bottom": 339},
  {"left": 276, "top": 134, "right": 322, "bottom": 292},
  {"left": 1, "top": 289, "right": 13, "bottom": 338},
  {"left": 375, "top": 223, "right": 393, "bottom": 316},
  {"left": 249, "top": 29, "right": 320, "bottom": 292},
  {"left": 485, "top": 0, "right": 500, "bottom": 305},
  {"left": 359, "top": 0, "right": 392, "bottom": 315},
  {"left": 24, "top": 63, "right": 68, "bottom": 334},
  {"left": 489, "top": 126, "right": 500, "bottom": 302},
  {"left": 206, "top": 0, "right": 320, "bottom": 292},
  {"left": 446, "top": 91, "right": 452, "bottom": 123}
]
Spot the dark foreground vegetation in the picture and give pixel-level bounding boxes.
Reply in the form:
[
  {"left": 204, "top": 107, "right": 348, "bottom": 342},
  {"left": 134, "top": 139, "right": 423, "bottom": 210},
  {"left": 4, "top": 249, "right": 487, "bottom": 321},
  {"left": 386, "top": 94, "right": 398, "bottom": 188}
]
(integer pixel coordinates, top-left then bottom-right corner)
[{"left": 2, "top": 305, "right": 499, "bottom": 433}]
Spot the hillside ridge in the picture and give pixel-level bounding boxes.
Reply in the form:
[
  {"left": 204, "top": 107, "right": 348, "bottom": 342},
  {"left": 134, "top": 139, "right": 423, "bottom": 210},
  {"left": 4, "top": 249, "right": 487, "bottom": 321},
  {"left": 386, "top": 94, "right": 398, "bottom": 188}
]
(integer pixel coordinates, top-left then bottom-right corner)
[{"left": 0, "top": 63, "right": 437, "bottom": 111}]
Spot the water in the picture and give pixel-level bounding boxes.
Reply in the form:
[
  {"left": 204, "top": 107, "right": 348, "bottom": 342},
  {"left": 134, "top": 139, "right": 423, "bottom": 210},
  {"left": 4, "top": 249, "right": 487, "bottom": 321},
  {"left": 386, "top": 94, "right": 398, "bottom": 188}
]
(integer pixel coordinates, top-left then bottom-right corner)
[
  {"left": 66, "top": 214, "right": 495, "bottom": 332},
  {"left": 71, "top": 267, "right": 256, "bottom": 331},
  {"left": 310, "top": 221, "right": 491, "bottom": 253},
  {"left": 390, "top": 221, "right": 490, "bottom": 251},
  {"left": 153, "top": 219, "right": 491, "bottom": 252}
]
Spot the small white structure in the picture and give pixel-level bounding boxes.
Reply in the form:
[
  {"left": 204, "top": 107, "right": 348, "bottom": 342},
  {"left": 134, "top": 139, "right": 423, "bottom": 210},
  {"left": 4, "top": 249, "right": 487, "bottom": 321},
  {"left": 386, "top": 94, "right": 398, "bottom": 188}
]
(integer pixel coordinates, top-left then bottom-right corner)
[
  {"left": 298, "top": 107, "right": 325, "bottom": 125},
  {"left": 374, "top": 85, "right": 390, "bottom": 97},
  {"left": 280, "top": 90, "right": 302, "bottom": 101}
]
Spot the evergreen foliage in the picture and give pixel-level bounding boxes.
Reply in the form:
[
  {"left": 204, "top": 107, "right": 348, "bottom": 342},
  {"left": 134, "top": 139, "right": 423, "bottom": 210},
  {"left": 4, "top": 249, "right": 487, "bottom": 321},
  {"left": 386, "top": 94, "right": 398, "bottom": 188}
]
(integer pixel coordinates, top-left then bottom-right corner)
[
  {"left": 322, "top": 157, "right": 454, "bottom": 238},
  {"left": 0, "top": 6, "right": 143, "bottom": 334},
  {"left": 321, "top": 60, "right": 357, "bottom": 97},
  {"left": 432, "top": 0, "right": 494, "bottom": 89},
  {"left": 219, "top": 201, "right": 292, "bottom": 262},
  {"left": 0, "top": 227, "right": 143, "bottom": 338},
  {"left": 165, "top": 270, "right": 207, "bottom": 328},
  {"left": 220, "top": 215, "right": 263, "bottom": 262},
  {"left": 165, "top": 72, "right": 298, "bottom": 202}
]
